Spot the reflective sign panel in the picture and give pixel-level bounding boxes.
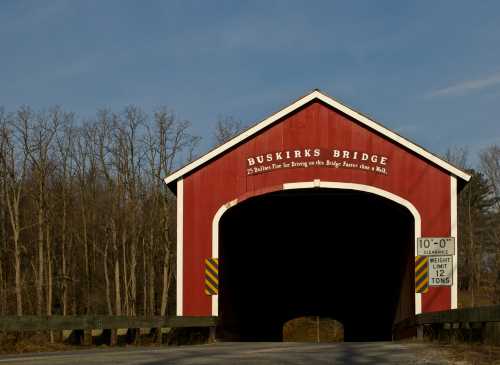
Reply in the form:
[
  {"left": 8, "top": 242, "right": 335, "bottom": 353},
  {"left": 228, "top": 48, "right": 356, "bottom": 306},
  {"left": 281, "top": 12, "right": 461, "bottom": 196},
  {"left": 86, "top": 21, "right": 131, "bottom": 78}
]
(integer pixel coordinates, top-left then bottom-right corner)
[{"left": 417, "top": 237, "right": 455, "bottom": 256}]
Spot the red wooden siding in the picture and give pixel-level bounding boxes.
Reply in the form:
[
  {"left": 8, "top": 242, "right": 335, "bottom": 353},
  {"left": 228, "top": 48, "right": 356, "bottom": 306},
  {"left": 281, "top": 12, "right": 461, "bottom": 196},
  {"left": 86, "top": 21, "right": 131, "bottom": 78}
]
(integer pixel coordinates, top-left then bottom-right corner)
[{"left": 182, "top": 100, "right": 452, "bottom": 316}]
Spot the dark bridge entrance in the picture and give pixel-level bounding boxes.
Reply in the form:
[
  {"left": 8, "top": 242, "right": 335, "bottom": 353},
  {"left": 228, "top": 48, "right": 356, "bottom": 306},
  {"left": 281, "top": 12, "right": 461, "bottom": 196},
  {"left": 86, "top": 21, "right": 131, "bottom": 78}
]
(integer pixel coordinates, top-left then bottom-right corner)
[{"left": 218, "top": 188, "right": 415, "bottom": 341}]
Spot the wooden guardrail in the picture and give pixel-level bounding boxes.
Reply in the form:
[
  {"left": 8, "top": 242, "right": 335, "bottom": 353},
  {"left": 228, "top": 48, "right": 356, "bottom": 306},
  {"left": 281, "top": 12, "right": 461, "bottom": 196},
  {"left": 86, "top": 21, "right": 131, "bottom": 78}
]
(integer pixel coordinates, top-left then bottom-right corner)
[
  {"left": 0, "top": 315, "right": 218, "bottom": 332},
  {"left": 393, "top": 305, "right": 500, "bottom": 344},
  {"left": 0, "top": 315, "right": 218, "bottom": 345}
]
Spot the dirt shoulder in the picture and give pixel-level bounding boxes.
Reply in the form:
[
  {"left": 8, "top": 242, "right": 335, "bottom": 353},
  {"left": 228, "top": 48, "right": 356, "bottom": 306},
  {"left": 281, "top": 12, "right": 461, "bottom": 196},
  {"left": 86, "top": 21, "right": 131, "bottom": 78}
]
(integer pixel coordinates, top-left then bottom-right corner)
[{"left": 404, "top": 341, "right": 500, "bottom": 364}]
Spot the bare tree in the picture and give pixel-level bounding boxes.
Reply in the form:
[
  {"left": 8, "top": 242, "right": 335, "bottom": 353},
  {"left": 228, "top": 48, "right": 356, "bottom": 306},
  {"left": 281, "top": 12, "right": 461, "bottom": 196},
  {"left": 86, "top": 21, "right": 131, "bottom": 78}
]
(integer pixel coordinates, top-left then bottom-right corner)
[
  {"left": 213, "top": 116, "right": 245, "bottom": 146},
  {"left": 0, "top": 113, "right": 28, "bottom": 315},
  {"left": 479, "top": 145, "right": 500, "bottom": 300},
  {"left": 480, "top": 145, "right": 500, "bottom": 210},
  {"left": 446, "top": 147, "right": 496, "bottom": 306},
  {"left": 0, "top": 103, "right": 199, "bottom": 319},
  {"left": 54, "top": 114, "right": 76, "bottom": 315},
  {"left": 17, "top": 107, "right": 60, "bottom": 316},
  {"left": 0, "top": 108, "right": 7, "bottom": 315}
]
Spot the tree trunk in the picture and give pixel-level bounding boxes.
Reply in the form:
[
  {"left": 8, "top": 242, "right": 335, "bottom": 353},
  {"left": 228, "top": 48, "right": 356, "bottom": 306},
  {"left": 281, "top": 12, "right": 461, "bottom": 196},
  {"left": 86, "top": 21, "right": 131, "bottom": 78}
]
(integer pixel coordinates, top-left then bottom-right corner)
[
  {"left": 122, "top": 230, "right": 129, "bottom": 315},
  {"left": 468, "top": 191, "right": 475, "bottom": 307},
  {"left": 37, "top": 205, "right": 44, "bottom": 316},
  {"left": 113, "top": 224, "right": 122, "bottom": 316},
  {"left": 160, "top": 248, "right": 170, "bottom": 316},
  {"left": 79, "top": 198, "right": 90, "bottom": 313},
  {"left": 149, "top": 232, "right": 155, "bottom": 316},
  {"left": 61, "top": 241, "right": 67, "bottom": 316},
  {"left": 0, "top": 181, "right": 6, "bottom": 316},
  {"left": 0, "top": 263, "right": 4, "bottom": 316},
  {"left": 83, "top": 218, "right": 90, "bottom": 314},
  {"left": 46, "top": 225, "right": 53, "bottom": 316},
  {"left": 61, "top": 188, "right": 68, "bottom": 316},
  {"left": 114, "top": 255, "right": 121, "bottom": 316},
  {"left": 7, "top": 194, "right": 24, "bottom": 316},
  {"left": 130, "top": 237, "right": 137, "bottom": 316},
  {"left": 0, "top": 257, "right": 3, "bottom": 316},
  {"left": 46, "top": 225, "right": 54, "bottom": 343},
  {"left": 67, "top": 232, "right": 75, "bottom": 315},
  {"left": 142, "top": 238, "right": 147, "bottom": 315},
  {"left": 160, "top": 199, "right": 172, "bottom": 317},
  {"left": 14, "top": 236, "right": 22, "bottom": 316},
  {"left": 104, "top": 241, "right": 113, "bottom": 315}
]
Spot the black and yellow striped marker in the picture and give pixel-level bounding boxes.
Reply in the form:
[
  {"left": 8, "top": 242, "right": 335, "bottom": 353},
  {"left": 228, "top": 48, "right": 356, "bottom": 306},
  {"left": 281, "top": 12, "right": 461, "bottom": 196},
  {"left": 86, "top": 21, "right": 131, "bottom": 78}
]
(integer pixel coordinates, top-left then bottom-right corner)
[
  {"left": 205, "top": 258, "right": 219, "bottom": 295},
  {"left": 415, "top": 255, "right": 429, "bottom": 293}
]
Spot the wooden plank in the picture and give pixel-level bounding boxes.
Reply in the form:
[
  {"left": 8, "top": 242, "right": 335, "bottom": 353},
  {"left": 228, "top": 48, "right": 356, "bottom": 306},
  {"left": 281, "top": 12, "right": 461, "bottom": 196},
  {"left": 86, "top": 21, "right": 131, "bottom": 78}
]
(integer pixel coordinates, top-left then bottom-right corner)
[
  {"left": 167, "top": 316, "right": 218, "bottom": 328},
  {"left": 396, "top": 305, "right": 500, "bottom": 330},
  {"left": 0, "top": 316, "right": 218, "bottom": 332}
]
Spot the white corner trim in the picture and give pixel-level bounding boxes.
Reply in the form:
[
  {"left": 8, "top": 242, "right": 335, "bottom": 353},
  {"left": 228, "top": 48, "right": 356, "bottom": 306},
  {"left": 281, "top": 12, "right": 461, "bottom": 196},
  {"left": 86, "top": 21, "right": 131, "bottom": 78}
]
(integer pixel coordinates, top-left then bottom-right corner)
[
  {"left": 176, "top": 178, "right": 184, "bottom": 316},
  {"left": 164, "top": 90, "right": 471, "bottom": 186},
  {"left": 211, "top": 199, "right": 238, "bottom": 316},
  {"left": 451, "top": 176, "right": 458, "bottom": 309},
  {"left": 212, "top": 181, "right": 423, "bottom": 315}
]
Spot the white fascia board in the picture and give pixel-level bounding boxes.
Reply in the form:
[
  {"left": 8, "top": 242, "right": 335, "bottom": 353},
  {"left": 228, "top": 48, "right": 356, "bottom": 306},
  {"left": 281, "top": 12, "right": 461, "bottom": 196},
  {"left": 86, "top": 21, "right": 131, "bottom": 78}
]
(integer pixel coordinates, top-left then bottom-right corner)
[
  {"left": 163, "top": 92, "right": 317, "bottom": 185},
  {"left": 313, "top": 92, "right": 471, "bottom": 182},
  {"left": 163, "top": 90, "right": 471, "bottom": 185}
]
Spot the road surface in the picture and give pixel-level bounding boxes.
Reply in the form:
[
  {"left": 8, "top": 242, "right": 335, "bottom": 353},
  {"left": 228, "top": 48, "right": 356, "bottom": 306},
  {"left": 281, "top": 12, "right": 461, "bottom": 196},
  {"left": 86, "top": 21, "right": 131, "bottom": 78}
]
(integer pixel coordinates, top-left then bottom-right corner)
[{"left": 0, "top": 342, "right": 454, "bottom": 364}]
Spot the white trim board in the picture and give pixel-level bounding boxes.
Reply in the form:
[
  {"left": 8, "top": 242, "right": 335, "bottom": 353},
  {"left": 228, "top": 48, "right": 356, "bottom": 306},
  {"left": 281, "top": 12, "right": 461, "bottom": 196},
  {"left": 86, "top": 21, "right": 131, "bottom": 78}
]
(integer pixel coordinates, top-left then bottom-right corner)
[
  {"left": 176, "top": 178, "right": 184, "bottom": 316},
  {"left": 451, "top": 176, "right": 458, "bottom": 309},
  {"left": 211, "top": 181, "right": 423, "bottom": 316},
  {"left": 164, "top": 90, "right": 471, "bottom": 186}
]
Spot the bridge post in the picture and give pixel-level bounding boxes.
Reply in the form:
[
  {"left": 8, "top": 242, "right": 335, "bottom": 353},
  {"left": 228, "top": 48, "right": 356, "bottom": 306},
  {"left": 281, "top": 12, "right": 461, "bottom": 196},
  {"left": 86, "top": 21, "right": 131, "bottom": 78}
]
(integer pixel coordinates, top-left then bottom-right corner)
[
  {"left": 208, "top": 326, "right": 216, "bottom": 343},
  {"left": 110, "top": 329, "right": 118, "bottom": 346},
  {"left": 83, "top": 329, "right": 92, "bottom": 346},
  {"left": 416, "top": 325, "right": 424, "bottom": 340}
]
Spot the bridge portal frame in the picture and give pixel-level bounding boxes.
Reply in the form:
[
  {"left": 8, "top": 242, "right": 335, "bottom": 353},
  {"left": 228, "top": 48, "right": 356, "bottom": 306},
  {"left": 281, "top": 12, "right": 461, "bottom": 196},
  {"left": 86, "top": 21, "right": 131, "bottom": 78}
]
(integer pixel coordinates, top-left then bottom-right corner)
[{"left": 166, "top": 89, "right": 469, "bottom": 319}]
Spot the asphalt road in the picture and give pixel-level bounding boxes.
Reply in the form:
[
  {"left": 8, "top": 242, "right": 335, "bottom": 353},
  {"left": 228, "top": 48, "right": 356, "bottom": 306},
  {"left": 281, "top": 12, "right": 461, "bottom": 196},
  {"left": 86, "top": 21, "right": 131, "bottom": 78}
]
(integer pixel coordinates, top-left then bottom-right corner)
[{"left": 0, "top": 342, "right": 452, "bottom": 365}]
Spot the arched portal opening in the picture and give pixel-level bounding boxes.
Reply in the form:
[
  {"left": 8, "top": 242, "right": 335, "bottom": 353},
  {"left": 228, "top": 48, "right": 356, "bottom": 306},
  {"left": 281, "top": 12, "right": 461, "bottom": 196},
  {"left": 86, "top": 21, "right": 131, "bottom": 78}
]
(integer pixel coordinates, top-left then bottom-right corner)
[{"left": 217, "top": 188, "right": 415, "bottom": 342}]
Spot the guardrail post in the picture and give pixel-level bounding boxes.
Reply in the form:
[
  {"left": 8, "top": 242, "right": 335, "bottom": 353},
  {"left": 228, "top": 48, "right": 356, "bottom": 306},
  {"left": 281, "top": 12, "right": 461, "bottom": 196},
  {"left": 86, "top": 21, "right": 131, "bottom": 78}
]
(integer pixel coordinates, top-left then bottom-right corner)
[
  {"left": 152, "top": 328, "right": 162, "bottom": 345},
  {"left": 128, "top": 328, "right": 138, "bottom": 344},
  {"left": 83, "top": 329, "right": 92, "bottom": 346},
  {"left": 209, "top": 326, "right": 216, "bottom": 343},
  {"left": 110, "top": 329, "right": 118, "bottom": 346},
  {"left": 416, "top": 325, "right": 424, "bottom": 340}
]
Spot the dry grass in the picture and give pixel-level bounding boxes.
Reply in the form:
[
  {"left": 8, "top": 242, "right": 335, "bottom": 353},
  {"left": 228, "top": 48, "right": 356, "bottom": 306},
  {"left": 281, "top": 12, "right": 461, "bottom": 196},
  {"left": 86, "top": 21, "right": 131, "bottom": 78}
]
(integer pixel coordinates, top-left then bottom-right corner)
[
  {"left": 439, "top": 343, "right": 500, "bottom": 365},
  {"left": 0, "top": 332, "right": 80, "bottom": 354},
  {"left": 283, "top": 316, "right": 344, "bottom": 342},
  {"left": 403, "top": 340, "right": 500, "bottom": 364},
  {"left": 0, "top": 328, "right": 207, "bottom": 355}
]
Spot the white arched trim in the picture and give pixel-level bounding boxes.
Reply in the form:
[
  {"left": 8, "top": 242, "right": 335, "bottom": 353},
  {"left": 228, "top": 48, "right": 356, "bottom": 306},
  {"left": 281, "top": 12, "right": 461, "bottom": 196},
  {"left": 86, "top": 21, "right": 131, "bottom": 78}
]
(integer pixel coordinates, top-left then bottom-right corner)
[
  {"left": 211, "top": 199, "right": 238, "bottom": 316},
  {"left": 211, "top": 180, "right": 423, "bottom": 316}
]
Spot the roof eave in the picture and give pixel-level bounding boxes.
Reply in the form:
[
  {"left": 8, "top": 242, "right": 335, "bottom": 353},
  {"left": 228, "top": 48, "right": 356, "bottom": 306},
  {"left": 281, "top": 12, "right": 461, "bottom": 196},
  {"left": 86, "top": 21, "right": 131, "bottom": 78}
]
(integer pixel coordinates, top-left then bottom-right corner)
[{"left": 163, "top": 90, "right": 472, "bottom": 186}]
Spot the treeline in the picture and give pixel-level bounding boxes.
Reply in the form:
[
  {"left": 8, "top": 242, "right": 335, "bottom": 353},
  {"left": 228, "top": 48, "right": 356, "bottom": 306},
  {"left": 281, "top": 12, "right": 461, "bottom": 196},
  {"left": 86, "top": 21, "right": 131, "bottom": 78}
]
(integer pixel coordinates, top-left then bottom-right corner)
[
  {"left": 0, "top": 105, "right": 199, "bottom": 317},
  {"left": 450, "top": 147, "right": 500, "bottom": 306},
  {"left": 0, "top": 104, "right": 499, "bottom": 317}
]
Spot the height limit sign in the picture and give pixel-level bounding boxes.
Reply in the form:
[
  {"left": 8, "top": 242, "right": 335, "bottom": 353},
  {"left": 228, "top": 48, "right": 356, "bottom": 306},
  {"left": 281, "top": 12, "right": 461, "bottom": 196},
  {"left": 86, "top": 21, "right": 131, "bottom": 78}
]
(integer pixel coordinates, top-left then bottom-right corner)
[
  {"left": 416, "top": 237, "right": 455, "bottom": 288},
  {"left": 417, "top": 237, "right": 455, "bottom": 256}
]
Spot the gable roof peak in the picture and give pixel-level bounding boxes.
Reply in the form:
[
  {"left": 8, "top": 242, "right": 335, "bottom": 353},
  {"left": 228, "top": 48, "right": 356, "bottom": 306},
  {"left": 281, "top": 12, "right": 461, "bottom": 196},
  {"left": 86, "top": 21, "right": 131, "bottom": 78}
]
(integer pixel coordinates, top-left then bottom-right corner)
[{"left": 164, "top": 90, "right": 471, "bottom": 187}]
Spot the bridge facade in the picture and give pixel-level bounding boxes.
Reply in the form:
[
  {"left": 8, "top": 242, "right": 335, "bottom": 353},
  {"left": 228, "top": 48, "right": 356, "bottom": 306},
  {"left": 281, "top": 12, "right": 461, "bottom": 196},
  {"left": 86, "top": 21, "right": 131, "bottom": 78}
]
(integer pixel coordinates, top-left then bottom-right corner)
[{"left": 164, "top": 90, "right": 470, "bottom": 340}]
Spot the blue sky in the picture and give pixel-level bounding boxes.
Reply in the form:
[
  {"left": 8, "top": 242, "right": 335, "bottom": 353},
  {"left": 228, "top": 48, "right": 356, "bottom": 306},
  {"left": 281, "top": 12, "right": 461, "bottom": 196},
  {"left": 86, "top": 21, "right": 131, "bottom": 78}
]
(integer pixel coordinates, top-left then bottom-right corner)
[{"left": 1, "top": 1, "right": 500, "bottom": 165}]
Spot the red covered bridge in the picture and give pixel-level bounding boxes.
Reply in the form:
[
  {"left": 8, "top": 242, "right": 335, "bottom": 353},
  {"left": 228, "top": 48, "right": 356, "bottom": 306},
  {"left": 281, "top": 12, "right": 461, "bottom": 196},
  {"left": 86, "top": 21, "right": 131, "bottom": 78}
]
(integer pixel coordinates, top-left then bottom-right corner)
[{"left": 164, "top": 90, "right": 470, "bottom": 341}]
